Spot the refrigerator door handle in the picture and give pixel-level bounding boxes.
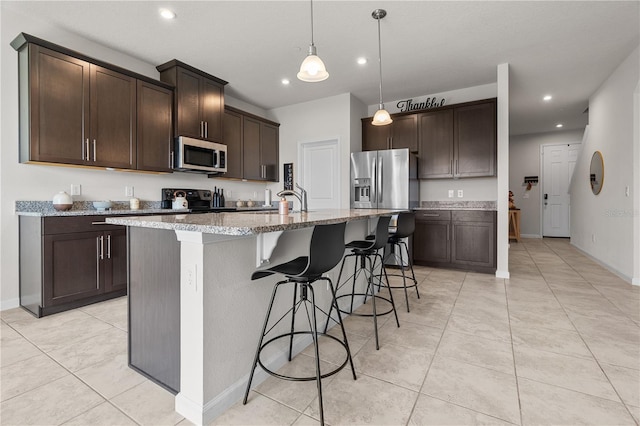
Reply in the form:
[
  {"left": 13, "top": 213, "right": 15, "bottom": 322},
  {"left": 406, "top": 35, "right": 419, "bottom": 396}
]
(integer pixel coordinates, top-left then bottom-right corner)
[
  {"left": 372, "top": 156, "right": 377, "bottom": 203},
  {"left": 378, "top": 156, "right": 383, "bottom": 203}
]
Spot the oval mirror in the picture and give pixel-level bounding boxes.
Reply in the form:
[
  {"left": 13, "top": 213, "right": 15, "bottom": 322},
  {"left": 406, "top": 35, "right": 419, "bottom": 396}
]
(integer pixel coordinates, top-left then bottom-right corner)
[{"left": 590, "top": 151, "right": 604, "bottom": 195}]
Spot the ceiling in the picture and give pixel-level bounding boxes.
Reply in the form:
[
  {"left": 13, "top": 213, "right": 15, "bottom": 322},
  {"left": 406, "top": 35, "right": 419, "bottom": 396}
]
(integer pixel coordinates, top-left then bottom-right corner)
[{"left": 4, "top": 1, "right": 639, "bottom": 136}]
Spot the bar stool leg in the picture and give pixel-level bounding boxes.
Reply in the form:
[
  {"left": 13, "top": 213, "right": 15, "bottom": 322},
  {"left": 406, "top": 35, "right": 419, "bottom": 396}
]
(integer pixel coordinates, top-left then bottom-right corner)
[
  {"left": 377, "top": 252, "right": 400, "bottom": 328},
  {"left": 323, "top": 277, "right": 357, "bottom": 380},
  {"left": 401, "top": 240, "right": 420, "bottom": 300},
  {"left": 307, "top": 285, "right": 324, "bottom": 425},
  {"left": 288, "top": 283, "right": 298, "bottom": 362},
  {"left": 243, "top": 280, "right": 285, "bottom": 404},
  {"left": 366, "top": 255, "right": 380, "bottom": 350}
]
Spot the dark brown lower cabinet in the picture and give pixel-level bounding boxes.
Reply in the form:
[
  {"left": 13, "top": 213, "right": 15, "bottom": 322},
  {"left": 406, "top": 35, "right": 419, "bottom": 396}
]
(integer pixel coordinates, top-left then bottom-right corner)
[
  {"left": 414, "top": 209, "right": 496, "bottom": 273},
  {"left": 19, "top": 215, "right": 127, "bottom": 317}
]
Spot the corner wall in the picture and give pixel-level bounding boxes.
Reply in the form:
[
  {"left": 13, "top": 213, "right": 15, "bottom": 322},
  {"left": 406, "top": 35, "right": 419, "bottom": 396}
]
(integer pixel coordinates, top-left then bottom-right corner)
[
  {"left": 569, "top": 46, "right": 639, "bottom": 283},
  {"left": 510, "top": 129, "right": 584, "bottom": 237}
]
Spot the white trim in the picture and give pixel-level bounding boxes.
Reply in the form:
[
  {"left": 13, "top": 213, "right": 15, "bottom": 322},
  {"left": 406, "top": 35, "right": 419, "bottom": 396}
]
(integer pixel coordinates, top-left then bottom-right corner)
[
  {"left": 0, "top": 298, "right": 20, "bottom": 311},
  {"left": 495, "top": 270, "right": 510, "bottom": 279},
  {"left": 520, "top": 233, "right": 542, "bottom": 239},
  {"left": 539, "top": 141, "right": 582, "bottom": 238},
  {"left": 570, "top": 241, "right": 635, "bottom": 285},
  {"left": 297, "top": 138, "right": 342, "bottom": 210}
]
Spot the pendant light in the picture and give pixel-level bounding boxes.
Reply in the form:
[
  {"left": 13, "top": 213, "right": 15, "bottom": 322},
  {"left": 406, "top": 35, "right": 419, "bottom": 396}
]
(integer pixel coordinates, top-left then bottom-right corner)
[
  {"left": 371, "top": 9, "right": 392, "bottom": 126},
  {"left": 297, "top": 0, "right": 329, "bottom": 82}
]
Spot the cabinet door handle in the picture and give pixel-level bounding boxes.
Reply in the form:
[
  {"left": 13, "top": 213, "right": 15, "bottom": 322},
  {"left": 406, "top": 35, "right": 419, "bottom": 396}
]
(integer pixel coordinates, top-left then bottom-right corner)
[
  {"left": 170, "top": 151, "right": 174, "bottom": 168},
  {"left": 97, "top": 236, "right": 104, "bottom": 260},
  {"left": 82, "top": 139, "right": 86, "bottom": 160},
  {"left": 204, "top": 121, "right": 208, "bottom": 139},
  {"left": 93, "top": 139, "right": 97, "bottom": 162},
  {"left": 106, "top": 235, "right": 111, "bottom": 259},
  {"left": 85, "top": 139, "right": 90, "bottom": 161},
  {"left": 422, "top": 213, "right": 440, "bottom": 217}
]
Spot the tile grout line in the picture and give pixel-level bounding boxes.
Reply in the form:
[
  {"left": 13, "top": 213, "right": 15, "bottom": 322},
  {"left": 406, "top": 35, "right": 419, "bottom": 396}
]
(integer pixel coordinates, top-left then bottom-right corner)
[
  {"left": 522, "top": 239, "right": 637, "bottom": 424},
  {"left": 503, "top": 274, "right": 524, "bottom": 426},
  {"left": 1, "top": 309, "right": 143, "bottom": 426},
  {"left": 404, "top": 271, "right": 467, "bottom": 426}
]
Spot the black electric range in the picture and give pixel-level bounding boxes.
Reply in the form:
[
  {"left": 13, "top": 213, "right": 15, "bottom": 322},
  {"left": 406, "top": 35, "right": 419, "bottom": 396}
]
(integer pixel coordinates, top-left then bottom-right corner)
[{"left": 161, "top": 188, "right": 237, "bottom": 213}]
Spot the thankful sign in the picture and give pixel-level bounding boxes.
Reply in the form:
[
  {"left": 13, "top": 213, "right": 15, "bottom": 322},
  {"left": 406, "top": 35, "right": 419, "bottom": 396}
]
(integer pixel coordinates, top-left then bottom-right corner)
[{"left": 396, "top": 97, "right": 446, "bottom": 113}]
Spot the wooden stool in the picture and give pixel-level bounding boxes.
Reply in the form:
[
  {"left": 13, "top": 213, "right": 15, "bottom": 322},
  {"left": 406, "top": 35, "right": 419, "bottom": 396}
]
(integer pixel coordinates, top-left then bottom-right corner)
[{"left": 509, "top": 209, "right": 521, "bottom": 242}]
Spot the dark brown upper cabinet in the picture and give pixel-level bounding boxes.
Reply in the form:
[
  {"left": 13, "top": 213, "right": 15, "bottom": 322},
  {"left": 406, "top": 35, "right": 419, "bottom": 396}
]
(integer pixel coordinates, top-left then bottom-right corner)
[
  {"left": 362, "top": 114, "right": 418, "bottom": 152},
  {"left": 11, "top": 33, "right": 174, "bottom": 173},
  {"left": 418, "top": 109, "right": 454, "bottom": 178},
  {"left": 454, "top": 100, "right": 496, "bottom": 177},
  {"left": 157, "top": 60, "right": 228, "bottom": 143},
  {"left": 136, "top": 80, "right": 173, "bottom": 172},
  {"left": 217, "top": 106, "right": 279, "bottom": 182},
  {"left": 418, "top": 98, "right": 496, "bottom": 179},
  {"left": 222, "top": 109, "right": 244, "bottom": 179}
]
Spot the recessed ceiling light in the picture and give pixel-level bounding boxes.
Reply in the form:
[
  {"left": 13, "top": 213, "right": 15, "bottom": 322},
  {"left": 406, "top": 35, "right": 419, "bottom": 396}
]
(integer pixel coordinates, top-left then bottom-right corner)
[
  {"left": 556, "top": 123, "right": 563, "bottom": 128},
  {"left": 160, "top": 9, "right": 176, "bottom": 20},
  {"left": 357, "top": 57, "right": 367, "bottom": 65},
  {"left": 281, "top": 78, "right": 290, "bottom": 85},
  {"left": 543, "top": 95, "right": 552, "bottom": 101}
]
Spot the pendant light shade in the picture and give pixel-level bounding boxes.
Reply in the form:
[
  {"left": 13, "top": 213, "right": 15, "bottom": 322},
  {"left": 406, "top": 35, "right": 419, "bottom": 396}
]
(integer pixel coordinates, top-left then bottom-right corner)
[
  {"left": 371, "top": 9, "right": 392, "bottom": 126},
  {"left": 298, "top": 0, "right": 329, "bottom": 82}
]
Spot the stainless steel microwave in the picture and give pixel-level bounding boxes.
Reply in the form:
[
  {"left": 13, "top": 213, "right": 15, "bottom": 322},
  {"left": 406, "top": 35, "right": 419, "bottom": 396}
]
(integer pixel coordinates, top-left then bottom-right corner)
[{"left": 174, "top": 136, "right": 227, "bottom": 174}]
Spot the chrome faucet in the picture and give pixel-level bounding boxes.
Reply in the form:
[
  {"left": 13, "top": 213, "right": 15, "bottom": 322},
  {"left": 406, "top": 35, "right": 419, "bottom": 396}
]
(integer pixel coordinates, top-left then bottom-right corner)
[{"left": 277, "top": 183, "right": 308, "bottom": 212}]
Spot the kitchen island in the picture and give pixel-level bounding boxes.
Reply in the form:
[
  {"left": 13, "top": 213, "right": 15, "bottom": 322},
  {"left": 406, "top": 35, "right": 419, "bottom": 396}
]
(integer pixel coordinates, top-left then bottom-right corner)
[{"left": 106, "top": 209, "right": 396, "bottom": 425}]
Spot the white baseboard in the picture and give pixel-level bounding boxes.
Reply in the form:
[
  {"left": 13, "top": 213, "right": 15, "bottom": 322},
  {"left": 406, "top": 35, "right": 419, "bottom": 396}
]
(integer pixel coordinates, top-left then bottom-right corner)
[
  {"left": 495, "top": 270, "right": 510, "bottom": 279},
  {"left": 520, "top": 233, "right": 542, "bottom": 239},
  {"left": 1, "top": 298, "right": 20, "bottom": 311},
  {"left": 570, "top": 242, "right": 635, "bottom": 285}
]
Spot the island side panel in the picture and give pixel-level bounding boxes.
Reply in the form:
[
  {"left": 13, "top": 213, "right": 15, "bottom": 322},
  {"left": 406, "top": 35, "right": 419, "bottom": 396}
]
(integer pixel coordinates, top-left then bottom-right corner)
[{"left": 128, "top": 226, "right": 181, "bottom": 393}]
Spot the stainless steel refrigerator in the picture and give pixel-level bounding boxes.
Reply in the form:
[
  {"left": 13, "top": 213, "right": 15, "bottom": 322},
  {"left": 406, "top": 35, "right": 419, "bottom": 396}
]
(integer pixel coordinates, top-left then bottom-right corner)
[{"left": 351, "top": 148, "right": 419, "bottom": 210}]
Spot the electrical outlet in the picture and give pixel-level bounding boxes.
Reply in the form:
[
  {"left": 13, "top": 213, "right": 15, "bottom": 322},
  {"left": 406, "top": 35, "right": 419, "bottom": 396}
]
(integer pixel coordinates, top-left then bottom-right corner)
[
  {"left": 70, "top": 184, "right": 81, "bottom": 196},
  {"left": 457, "top": 189, "right": 463, "bottom": 198},
  {"left": 125, "top": 186, "right": 134, "bottom": 197},
  {"left": 625, "top": 186, "right": 630, "bottom": 197},
  {"left": 448, "top": 190, "right": 454, "bottom": 198},
  {"left": 523, "top": 193, "right": 530, "bottom": 199}
]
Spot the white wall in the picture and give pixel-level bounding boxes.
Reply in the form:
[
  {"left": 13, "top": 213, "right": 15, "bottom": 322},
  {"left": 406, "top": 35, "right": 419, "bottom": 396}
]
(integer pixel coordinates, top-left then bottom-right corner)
[
  {"left": 569, "top": 46, "right": 639, "bottom": 283},
  {"left": 0, "top": 7, "right": 270, "bottom": 309},
  {"left": 268, "top": 93, "right": 367, "bottom": 210},
  {"left": 510, "top": 129, "right": 584, "bottom": 237}
]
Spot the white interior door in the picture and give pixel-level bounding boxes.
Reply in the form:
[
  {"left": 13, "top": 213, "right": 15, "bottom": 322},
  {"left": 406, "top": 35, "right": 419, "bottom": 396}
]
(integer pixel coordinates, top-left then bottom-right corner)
[
  {"left": 299, "top": 139, "right": 341, "bottom": 210},
  {"left": 542, "top": 143, "right": 580, "bottom": 237}
]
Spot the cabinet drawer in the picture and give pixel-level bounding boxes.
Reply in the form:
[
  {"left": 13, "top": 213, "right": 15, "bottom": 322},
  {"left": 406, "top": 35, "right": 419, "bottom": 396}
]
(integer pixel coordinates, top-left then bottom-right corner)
[
  {"left": 451, "top": 210, "right": 495, "bottom": 223},
  {"left": 415, "top": 210, "right": 451, "bottom": 221},
  {"left": 43, "top": 215, "right": 124, "bottom": 234}
]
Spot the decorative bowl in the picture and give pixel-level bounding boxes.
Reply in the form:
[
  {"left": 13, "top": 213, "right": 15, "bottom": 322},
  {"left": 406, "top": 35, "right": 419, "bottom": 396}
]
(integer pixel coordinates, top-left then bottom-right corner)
[{"left": 92, "top": 201, "right": 113, "bottom": 211}]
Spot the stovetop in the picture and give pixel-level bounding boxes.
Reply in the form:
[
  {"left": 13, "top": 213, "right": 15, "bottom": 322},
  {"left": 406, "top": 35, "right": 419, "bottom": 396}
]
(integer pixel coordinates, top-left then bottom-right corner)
[{"left": 161, "top": 188, "right": 236, "bottom": 213}]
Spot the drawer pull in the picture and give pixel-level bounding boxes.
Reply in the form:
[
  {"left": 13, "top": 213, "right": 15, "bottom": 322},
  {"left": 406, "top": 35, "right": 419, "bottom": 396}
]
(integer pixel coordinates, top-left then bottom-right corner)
[
  {"left": 421, "top": 213, "right": 440, "bottom": 217},
  {"left": 91, "top": 222, "right": 110, "bottom": 225}
]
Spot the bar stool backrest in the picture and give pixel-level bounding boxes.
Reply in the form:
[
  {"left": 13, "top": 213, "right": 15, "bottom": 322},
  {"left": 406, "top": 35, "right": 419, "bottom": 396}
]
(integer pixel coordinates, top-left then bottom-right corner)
[
  {"left": 370, "top": 215, "right": 392, "bottom": 250},
  {"left": 304, "top": 221, "right": 347, "bottom": 277},
  {"left": 394, "top": 212, "right": 416, "bottom": 238}
]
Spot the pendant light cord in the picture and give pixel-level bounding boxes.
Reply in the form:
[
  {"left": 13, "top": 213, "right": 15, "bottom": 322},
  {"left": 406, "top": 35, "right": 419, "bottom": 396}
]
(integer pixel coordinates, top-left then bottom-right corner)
[
  {"left": 377, "top": 14, "right": 384, "bottom": 107},
  {"left": 310, "top": 0, "right": 315, "bottom": 47}
]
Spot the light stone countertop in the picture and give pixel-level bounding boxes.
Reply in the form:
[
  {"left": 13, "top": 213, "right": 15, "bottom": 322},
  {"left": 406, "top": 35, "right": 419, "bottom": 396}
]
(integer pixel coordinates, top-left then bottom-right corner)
[
  {"left": 416, "top": 201, "right": 497, "bottom": 211},
  {"left": 105, "top": 209, "right": 401, "bottom": 236}
]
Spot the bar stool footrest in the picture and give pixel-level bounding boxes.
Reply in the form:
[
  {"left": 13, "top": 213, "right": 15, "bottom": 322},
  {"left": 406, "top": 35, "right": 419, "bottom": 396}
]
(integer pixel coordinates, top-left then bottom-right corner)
[
  {"left": 257, "top": 331, "right": 349, "bottom": 381},
  {"left": 334, "top": 293, "right": 396, "bottom": 317}
]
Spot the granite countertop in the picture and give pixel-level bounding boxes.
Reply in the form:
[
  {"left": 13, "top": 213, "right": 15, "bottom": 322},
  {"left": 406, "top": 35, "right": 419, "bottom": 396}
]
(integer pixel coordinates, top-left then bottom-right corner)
[
  {"left": 416, "top": 201, "right": 497, "bottom": 211},
  {"left": 15, "top": 201, "right": 188, "bottom": 217},
  {"left": 15, "top": 201, "right": 279, "bottom": 217},
  {"left": 105, "top": 209, "right": 399, "bottom": 236}
]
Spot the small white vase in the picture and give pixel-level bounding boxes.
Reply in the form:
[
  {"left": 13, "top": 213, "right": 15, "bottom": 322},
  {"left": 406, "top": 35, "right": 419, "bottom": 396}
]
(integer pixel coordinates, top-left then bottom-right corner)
[{"left": 52, "top": 191, "right": 73, "bottom": 211}]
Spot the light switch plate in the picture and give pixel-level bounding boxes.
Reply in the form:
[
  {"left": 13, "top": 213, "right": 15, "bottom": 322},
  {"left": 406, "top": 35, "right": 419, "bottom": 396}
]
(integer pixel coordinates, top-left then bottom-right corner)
[
  {"left": 125, "top": 186, "right": 134, "bottom": 197},
  {"left": 70, "top": 184, "right": 81, "bottom": 196},
  {"left": 448, "top": 190, "right": 454, "bottom": 198},
  {"left": 457, "top": 190, "right": 463, "bottom": 198}
]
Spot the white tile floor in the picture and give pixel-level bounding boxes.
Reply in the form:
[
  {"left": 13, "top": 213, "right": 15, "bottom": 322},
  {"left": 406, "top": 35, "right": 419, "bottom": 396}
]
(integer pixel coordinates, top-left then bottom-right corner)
[{"left": 1, "top": 238, "right": 639, "bottom": 425}]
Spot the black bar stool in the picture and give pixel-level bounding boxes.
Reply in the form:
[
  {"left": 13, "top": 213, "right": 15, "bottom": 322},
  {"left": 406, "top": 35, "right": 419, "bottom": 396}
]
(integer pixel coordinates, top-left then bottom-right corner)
[
  {"left": 383, "top": 212, "right": 420, "bottom": 312},
  {"left": 326, "top": 215, "right": 399, "bottom": 350},
  {"left": 243, "top": 222, "right": 356, "bottom": 426}
]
